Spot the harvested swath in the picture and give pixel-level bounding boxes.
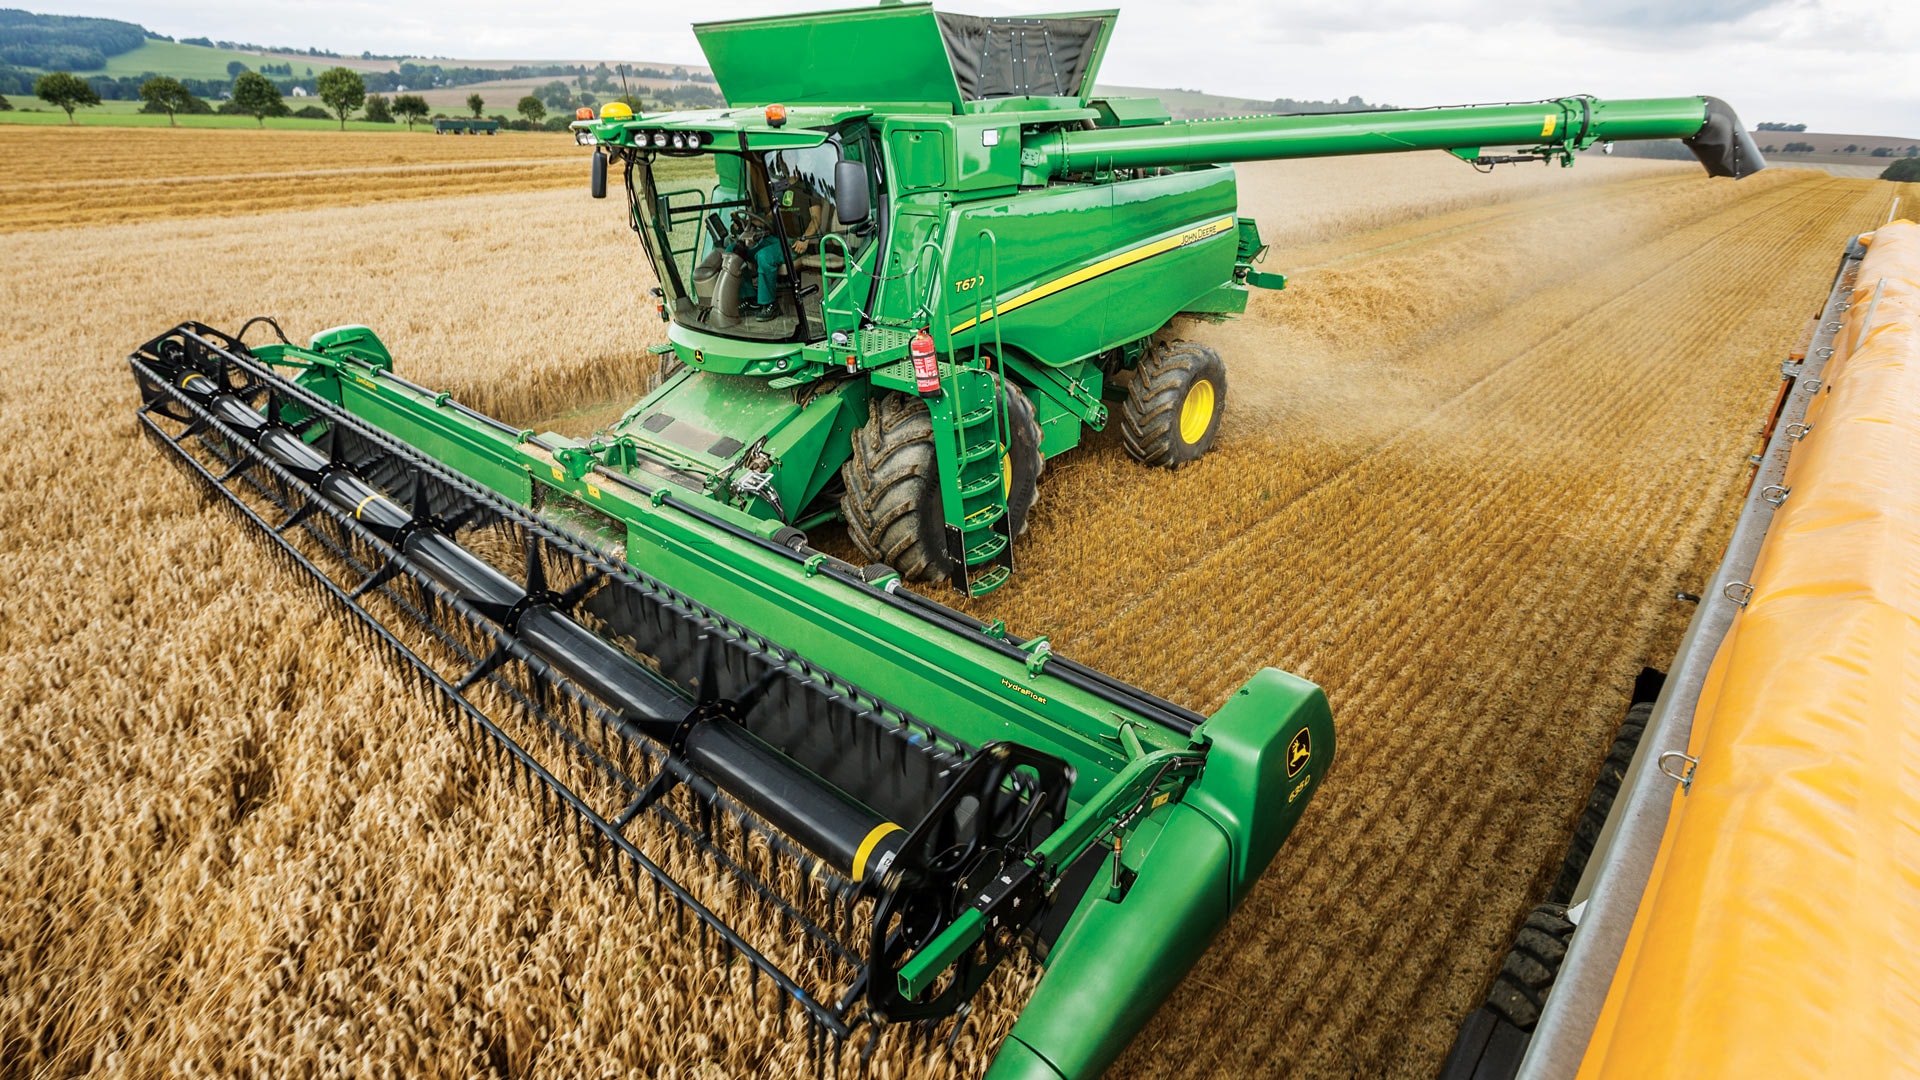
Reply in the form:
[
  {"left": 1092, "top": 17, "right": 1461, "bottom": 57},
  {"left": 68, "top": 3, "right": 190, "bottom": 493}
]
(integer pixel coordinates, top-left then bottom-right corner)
[{"left": 0, "top": 126, "right": 587, "bottom": 233}]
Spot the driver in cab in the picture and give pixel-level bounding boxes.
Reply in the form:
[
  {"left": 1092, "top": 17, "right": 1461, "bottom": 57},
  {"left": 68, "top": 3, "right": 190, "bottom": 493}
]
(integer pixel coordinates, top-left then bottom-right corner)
[{"left": 736, "top": 154, "right": 830, "bottom": 322}]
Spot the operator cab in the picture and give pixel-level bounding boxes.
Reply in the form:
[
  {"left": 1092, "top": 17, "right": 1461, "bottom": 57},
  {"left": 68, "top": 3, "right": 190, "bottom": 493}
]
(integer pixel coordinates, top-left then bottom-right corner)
[{"left": 625, "top": 119, "right": 880, "bottom": 344}]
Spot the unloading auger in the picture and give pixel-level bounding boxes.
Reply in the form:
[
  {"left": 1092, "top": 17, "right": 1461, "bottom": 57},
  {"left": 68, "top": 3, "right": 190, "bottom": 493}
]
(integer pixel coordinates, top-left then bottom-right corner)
[{"left": 131, "top": 320, "right": 1332, "bottom": 1079}]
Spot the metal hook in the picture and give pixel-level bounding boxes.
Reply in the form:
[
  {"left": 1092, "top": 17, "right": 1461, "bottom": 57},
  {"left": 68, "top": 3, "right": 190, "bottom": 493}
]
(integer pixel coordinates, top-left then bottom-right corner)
[{"left": 1659, "top": 750, "right": 1699, "bottom": 793}]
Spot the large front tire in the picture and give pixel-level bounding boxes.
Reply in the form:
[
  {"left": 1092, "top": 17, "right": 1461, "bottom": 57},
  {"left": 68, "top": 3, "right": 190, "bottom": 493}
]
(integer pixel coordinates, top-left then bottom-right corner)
[
  {"left": 841, "top": 385, "right": 1042, "bottom": 583},
  {"left": 1120, "top": 338, "right": 1226, "bottom": 468}
]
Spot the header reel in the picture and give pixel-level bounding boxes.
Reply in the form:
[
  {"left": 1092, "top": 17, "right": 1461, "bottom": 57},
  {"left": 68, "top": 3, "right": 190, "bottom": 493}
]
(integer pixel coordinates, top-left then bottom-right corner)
[{"left": 131, "top": 322, "right": 1090, "bottom": 1049}]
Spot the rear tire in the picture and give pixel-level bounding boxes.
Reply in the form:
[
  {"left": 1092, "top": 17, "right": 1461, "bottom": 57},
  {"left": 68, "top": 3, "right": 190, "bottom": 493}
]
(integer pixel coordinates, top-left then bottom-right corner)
[
  {"left": 1484, "top": 903, "right": 1576, "bottom": 1031},
  {"left": 841, "top": 385, "right": 1042, "bottom": 583},
  {"left": 1120, "top": 338, "right": 1226, "bottom": 467}
]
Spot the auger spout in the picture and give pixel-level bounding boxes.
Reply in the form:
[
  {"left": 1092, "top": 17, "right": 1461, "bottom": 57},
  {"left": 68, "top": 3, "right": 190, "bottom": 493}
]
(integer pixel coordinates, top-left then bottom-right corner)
[{"left": 1024, "top": 94, "right": 1767, "bottom": 179}]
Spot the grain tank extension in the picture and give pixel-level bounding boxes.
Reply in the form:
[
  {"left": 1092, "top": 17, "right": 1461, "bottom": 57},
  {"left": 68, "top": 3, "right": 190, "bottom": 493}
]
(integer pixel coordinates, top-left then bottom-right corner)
[{"left": 578, "top": 3, "right": 1764, "bottom": 596}]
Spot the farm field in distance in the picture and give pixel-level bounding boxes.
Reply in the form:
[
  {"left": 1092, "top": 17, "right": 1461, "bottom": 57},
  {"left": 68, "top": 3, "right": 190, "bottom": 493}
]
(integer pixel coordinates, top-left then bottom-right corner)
[{"left": 1, "top": 122, "right": 1913, "bottom": 1079}]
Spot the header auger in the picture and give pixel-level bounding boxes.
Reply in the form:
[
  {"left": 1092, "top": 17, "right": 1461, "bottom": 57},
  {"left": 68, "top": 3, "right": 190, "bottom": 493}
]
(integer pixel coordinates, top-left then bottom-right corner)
[{"left": 130, "top": 3, "right": 1763, "bottom": 1077}]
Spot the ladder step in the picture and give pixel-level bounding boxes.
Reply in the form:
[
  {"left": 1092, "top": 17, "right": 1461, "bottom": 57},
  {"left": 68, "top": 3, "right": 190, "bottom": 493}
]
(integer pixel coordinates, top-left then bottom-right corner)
[
  {"left": 959, "top": 403, "right": 998, "bottom": 426},
  {"left": 963, "top": 503, "right": 1006, "bottom": 529},
  {"left": 960, "top": 439, "right": 1002, "bottom": 465},
  {"left": 957, "top": 472, "right": 1003, "bottom": 499},
  {"left": 967, "top": 565, "right": 1011, "bottom": 596},
  {"left": 964, "top": 533, "right": 1008, "bottom": 564}
]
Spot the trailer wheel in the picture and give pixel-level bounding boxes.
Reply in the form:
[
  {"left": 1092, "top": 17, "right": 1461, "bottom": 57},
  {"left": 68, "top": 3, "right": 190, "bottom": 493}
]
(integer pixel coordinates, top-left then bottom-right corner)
[
  {"left": 1484, "top": 903, "right": 1576, "bottom": 1031},
  {"left": 1120, "top": 338, "right": 1225, "bottom": 467},
  {"left": 842, "top": 386, "right": 1042, "bottom": 583},
  {"left": 1548, "top": 700, "right": 1652, "bottom": 904},
  {"left": 645, "top": 353, "right": 686, "bottom": 395}
]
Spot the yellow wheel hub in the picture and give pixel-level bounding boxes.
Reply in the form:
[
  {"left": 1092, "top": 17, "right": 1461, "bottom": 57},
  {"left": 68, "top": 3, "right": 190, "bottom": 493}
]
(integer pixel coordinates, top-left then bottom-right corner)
[
  {"left": 1002, "top": 452, "right": 1013, "bottom": 496},
  {"left": 1179, "top": 379, "right": 1215, "bottom": 444}
]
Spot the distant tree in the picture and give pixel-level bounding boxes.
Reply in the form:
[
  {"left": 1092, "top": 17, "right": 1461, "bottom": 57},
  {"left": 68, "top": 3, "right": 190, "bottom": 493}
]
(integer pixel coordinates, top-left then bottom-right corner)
[
  {"left": 32, "top": 72, "right": 100, "bottom": 123},
  {"left": 1843, "top": 144, "right": 1860, "bottom": 153},
  {"left": 1908, "top": 146, "right": 1919, "bottom": 158},
  {"left": 226, "top": 60, "right": 249, "bottom": 78},
  {"left": 539, "top": 79, "right": 572, "bottom": 110},
  {"left": 1872, "top": 146, "right": 1893, "bottom": 158},
  {"left": 1762, "top": 144, "right": 1777, "bottom": 154},
  {"left": 466, "top": 92, "right": 484, "bottom": 118},
  {"left": 180, "top": 36, "right": 213, "bottom": 47},
  {"left": 1882, "top": 158, "right": 1920, "bottom": 182},
  {"left": 0, "top": 94, "right": 10, "bottom": 112},
  {"left": 230, "top": 70, "right": 286, "bottom": 127},
  {"left": 290, "top": 105, "right": 331, "bottom": 120},
  {"left": 517, "top": 94, "right": 545, "bottom": 125},
  {"left": 316, "top": 66, "right": 365, "bottom": 130},
  {"left": 1756, "top": 122, "right": 1807, "bottom": 132},
  {"left": 1781, "top": 141, "right": 1816, "bottom": 154},
  {"left": 577, "top": 90, "right": 596, "bottom": 107},
  {"left": 138, "top": 75, "right": 193, "bottom": 126},
  {"left": 363, "top": 92, "right": 393, "bottom": 123},
  {"left": 391, "top": 93, "right": 428, "bottom": 130}
]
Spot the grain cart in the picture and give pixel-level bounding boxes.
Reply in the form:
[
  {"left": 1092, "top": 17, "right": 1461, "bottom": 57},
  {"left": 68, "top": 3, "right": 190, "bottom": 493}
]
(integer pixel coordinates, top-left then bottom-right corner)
[{"left": 129, "top": 5, "right": 1761, "bottom": 1078}]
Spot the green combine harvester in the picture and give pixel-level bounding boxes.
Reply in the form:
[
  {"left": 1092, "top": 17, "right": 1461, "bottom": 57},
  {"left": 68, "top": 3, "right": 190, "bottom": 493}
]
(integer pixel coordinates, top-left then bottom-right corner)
[{"left": 129, "top": 4, "right": 1762, "bottom": 1077}]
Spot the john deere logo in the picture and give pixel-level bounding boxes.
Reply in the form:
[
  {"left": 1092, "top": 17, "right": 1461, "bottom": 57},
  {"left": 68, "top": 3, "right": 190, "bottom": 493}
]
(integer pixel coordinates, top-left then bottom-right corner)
[
  {"left": 692, "top": 350, "right": 703, "bottom": 363},
  {"left": 1286, "top": 728, "right": 1312, "bottom": 778}
]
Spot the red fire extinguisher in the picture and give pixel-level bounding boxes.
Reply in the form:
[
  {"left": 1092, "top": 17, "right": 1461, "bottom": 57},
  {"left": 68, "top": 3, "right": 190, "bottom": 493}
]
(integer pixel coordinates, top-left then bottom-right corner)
[{"left": 910, "top": 329, "right": 942, "bottom": 397}]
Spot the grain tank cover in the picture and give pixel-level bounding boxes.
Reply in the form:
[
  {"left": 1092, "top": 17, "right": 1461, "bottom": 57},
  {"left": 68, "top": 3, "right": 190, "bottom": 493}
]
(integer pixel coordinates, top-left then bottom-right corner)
[{"left": 693, "top": 3, "right": 1115, "bottom": 110}]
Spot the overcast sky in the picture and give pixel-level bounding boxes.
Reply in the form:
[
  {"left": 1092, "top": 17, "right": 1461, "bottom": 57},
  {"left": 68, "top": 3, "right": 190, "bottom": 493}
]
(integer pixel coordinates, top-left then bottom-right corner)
[{"left": 42, "top": 0, "right": 1920, "bottom": 136}]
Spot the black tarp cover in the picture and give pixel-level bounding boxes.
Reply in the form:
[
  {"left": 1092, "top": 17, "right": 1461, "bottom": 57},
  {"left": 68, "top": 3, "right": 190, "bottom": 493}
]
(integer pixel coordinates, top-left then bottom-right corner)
[{"left": 936, "top": 12, "right": 1109, "bottom": 100}]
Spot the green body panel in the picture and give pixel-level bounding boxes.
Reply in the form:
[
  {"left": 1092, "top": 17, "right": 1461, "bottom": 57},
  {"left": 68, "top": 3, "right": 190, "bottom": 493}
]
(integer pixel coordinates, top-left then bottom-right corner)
[{"left": 992, "top": 807, "right": 1232, "bottom": 1080}]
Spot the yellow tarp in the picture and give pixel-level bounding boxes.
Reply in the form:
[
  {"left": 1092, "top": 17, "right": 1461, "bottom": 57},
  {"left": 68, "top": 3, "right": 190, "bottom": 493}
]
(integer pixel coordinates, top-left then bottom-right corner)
[{"left": 1579, "top": 220, "right": 1920, "bottom": 1078}]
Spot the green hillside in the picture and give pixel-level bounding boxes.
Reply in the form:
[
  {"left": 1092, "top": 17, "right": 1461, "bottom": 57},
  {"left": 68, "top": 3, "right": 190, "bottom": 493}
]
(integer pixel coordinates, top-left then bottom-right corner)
[{"left": 95, "top": 38, "right": 254, "bottom": 79}]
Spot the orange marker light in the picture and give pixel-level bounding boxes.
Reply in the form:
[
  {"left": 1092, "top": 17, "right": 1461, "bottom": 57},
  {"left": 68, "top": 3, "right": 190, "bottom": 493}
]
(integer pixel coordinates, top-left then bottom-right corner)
[
  {"left": 764, "top": 104, "right": 787, "bottom": 127},
  {"left": 575, "top": 106, "right": 595, "bottom": 121}
]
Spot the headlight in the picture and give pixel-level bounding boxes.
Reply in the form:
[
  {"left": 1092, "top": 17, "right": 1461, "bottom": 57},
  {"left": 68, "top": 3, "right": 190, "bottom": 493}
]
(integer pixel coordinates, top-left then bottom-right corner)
[
  {"left": 652, "top": 132, "right": 669, "bottom": 148},
  {"left": 574, "top": 130, "right": 597, "bottom": 146}
]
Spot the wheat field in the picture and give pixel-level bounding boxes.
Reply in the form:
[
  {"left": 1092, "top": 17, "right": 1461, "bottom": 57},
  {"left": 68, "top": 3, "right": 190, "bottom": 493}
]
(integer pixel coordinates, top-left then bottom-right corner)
[{"left": 2, "top": 124, "right": 1912, "bottom": 1078}]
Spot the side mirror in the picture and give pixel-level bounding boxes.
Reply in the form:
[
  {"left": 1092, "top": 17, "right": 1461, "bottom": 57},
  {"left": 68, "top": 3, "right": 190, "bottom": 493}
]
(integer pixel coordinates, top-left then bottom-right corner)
[
  {"left": 590, "top": 150, "right": 607, "bottom": 199},
  {"left": 834, "top": 159, "right": 869, "bottom": 225}
]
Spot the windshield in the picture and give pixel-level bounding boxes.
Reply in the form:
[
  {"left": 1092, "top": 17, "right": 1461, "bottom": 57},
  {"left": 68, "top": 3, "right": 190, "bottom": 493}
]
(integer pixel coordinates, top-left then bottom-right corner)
[{"left": 628, "top": 136, "right": 876, "bottom": 343}]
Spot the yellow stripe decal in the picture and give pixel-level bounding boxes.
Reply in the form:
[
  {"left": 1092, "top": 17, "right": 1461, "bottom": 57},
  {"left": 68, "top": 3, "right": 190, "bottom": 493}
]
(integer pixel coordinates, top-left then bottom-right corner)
[
  {"left": 1541, "top": 113, "right": 1557, "bottom": 137},
  {"left": 353, "top": 493, "right": 381, "bottom": 520},
  {"left": 851, "top": 821, "right": 905, "bottom": 882},
  {"left": 951, "top": 216, "right": 1236, "bottom": 334}
]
